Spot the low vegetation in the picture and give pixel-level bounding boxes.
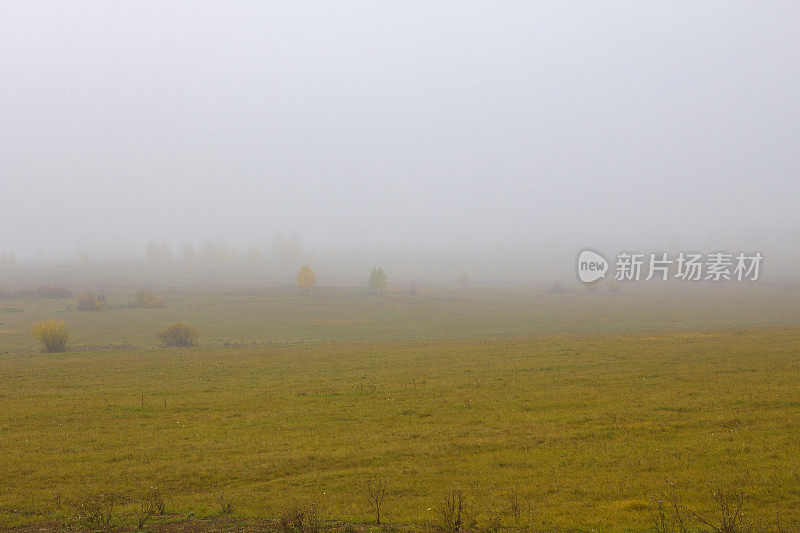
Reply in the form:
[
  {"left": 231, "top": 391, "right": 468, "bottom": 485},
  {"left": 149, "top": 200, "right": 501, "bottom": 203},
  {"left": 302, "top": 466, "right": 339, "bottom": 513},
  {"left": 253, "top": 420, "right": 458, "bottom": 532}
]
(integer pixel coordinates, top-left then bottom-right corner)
[
  {"left": 653, "top": 481, "right": 751, "bottom": 533},
  {"left": 7, "top": 285, "right": 72, "bottom": 299},
  {"left": 436, "top": 490, "right": 468, "bottom": 532},
  {"left": 158, "top": 322, "right": 199, "bottom": 347},
  {"left": 75, "top": 291, "right": 107, "bottom": 311},
  {"left": 366, "top": 478, "right": 387, "bottom": 525},
  {"left": 2, "top": 328, "right": 799, "bottom": 530},
  {"left": 135, "top": 486, "right": 166, "bottom": 529},
  {"left": 133, "top": 289, "right": 165, "bottom": 308},
  {"left": 30, "top": 319, "right": 68, "bottom": 352},
  {"left": 73, "top": 493, "right": 114, "bottom": 529},
  {"left": 1, "top": 285, "right": 799, "bottom": 352}
]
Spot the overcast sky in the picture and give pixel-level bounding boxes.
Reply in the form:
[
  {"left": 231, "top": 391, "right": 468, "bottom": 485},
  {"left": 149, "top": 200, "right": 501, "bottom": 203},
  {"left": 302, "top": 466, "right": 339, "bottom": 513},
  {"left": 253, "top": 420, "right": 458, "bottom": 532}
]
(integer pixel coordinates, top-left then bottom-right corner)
[{"left": 1, "top": 1, "right": 798, "bottom": 260}]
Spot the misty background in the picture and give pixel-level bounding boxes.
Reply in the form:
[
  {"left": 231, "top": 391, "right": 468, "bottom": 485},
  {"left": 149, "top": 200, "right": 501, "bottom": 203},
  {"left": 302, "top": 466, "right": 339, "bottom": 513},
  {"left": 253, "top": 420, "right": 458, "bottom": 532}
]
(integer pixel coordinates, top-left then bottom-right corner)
[{"left": 1, "top": 1, "right": 799, "bottom": 283}]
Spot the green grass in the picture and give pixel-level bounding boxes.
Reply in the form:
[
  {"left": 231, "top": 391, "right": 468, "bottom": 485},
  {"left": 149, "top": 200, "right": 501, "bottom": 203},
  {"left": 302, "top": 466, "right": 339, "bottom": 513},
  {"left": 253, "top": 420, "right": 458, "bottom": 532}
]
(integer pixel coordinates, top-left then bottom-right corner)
[
  {"left": 2, "top": 328, "right": 800, "bottom": 531},
  {"left": 2, "top": 283, "right": 800, "bottom": 351}
]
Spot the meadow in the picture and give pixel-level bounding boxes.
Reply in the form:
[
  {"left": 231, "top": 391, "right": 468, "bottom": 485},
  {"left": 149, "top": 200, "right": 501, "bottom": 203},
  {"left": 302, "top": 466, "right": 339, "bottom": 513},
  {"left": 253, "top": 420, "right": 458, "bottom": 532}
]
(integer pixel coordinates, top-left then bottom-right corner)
[
  {"left": 1, "top": 283, "right": 800, "bottom": 531},
  {"left": 2, "top": 283, "right": 800, "bottom": 351}
]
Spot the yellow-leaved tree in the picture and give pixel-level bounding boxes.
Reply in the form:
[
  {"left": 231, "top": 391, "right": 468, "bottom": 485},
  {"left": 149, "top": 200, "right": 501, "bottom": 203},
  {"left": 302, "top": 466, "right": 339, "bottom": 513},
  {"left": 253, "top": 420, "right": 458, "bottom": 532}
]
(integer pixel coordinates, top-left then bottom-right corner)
[{"left": 297, "top": 264, "right": 316, "bottom": 290}]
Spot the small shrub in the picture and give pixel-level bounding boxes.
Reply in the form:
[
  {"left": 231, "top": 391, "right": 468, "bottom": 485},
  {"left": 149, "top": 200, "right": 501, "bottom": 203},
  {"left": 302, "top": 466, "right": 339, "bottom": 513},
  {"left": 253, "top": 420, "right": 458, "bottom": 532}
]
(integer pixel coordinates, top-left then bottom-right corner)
[
  {"left": 74, "top": 493, "right": 114, "bottom": 528},
  {"left": 653, "top": 481, "right": 689, "bottom": 533},
  {"left": 436, "top": 490, "right": 466, "bottom": 532},
  {"left": 506, "top": 492, "right": 526, "bottom": 526},
  {"left": 135, "top": 486, "right": 165, "bottom": 529},
  {"left": 654, "top": 481, "right": 749, "bottom": 533},
  {"left": 691, "top": 485, "right": 748, "bottom": 533},
  {"left": 134, "top": 290, "right": 164, "bottom": 309},
  {"left": 75, "top": 291, "right": 106, "bottom": 311},
  {"left": 31, "top": 320, "right": 68, "bottom": 353},
  {"left": 218, "top": 493, "right": 234, "bottom": 515},
  {"left": 159, "top": 323, "right": 199, "bottom": 347},
  {"left": 278, "top": 505, "right": 305, "bottom": 532},
  {"left": 277, "top": 504, "right": 321, "bottom": 533}
]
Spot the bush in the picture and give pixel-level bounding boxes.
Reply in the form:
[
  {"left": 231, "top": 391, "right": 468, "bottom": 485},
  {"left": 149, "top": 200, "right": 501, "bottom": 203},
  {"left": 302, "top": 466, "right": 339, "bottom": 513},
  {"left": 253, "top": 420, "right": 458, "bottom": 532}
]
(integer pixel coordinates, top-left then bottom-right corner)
[
  {"left": 75, "top": 292, "right": 106, "bottom": 311},
  {"left": 31, "top": 320, "right": 68, "bottom": 353},
  {"left": 159, "top": 323, "right": 199, "bottom": 347},
  {"left": 277, "top": 504, "right": 321, "bottom": 533},
  {"left": 134, "top": 290, "right": 164, "bottom": 309},
  {"left": 654, "top": 481, "right": 750, "bottom": 533},
  {"left": 74, "top": 493, "right": 114, "bottom": 528},
  {"left": 136, "top": 486, "right": 165, "bottom": 529},
  {"left": 436, "top": 490, "right": 472, "bottom": 532}
]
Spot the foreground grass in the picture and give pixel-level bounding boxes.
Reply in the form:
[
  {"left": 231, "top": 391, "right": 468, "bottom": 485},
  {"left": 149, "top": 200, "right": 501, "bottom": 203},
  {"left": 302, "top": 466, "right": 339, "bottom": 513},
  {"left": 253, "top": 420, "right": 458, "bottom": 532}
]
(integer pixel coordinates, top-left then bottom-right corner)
[{"left": 1, "top": 328, "right": 799, "bottom": 531}]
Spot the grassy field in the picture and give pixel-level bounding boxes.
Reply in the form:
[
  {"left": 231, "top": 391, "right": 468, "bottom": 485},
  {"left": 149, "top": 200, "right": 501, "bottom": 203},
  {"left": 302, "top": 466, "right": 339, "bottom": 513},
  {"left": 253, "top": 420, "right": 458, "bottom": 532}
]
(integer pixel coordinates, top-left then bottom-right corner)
[
  {"left": 2, "top": 283, "right": 800, "bottom": 351},
  {"left": 1, "top": 286, "right": 800, "bottom": 531}
]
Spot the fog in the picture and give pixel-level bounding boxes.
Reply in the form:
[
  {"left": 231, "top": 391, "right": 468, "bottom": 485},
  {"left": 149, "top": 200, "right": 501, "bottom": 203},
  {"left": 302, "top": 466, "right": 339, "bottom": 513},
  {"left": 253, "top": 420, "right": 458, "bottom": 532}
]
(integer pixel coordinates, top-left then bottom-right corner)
[{"left": 1, "top": 1, "right": 799, "bottom": 280}]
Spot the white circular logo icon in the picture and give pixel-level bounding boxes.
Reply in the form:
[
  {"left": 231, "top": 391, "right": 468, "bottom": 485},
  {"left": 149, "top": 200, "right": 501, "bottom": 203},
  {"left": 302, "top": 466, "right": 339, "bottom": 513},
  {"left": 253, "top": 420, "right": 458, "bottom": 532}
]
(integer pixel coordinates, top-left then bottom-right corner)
[{"left": 576, "top": 249, "right": 608, "bottom": 283}]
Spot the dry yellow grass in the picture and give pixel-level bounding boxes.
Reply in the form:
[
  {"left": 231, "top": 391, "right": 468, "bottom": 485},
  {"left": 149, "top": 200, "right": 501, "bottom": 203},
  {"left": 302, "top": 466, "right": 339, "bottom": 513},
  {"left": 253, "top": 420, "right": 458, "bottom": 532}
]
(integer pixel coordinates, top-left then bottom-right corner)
[{"left": 1, "top": 327, "right": 799, "bottom": 530}]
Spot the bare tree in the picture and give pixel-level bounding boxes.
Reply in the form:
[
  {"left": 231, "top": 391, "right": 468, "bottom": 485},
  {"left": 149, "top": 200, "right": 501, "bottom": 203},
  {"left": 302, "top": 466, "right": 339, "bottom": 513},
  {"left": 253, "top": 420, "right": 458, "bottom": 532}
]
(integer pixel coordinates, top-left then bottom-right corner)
[{"left": 367, "top": 478, "right": 387, "bottom": 525}]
